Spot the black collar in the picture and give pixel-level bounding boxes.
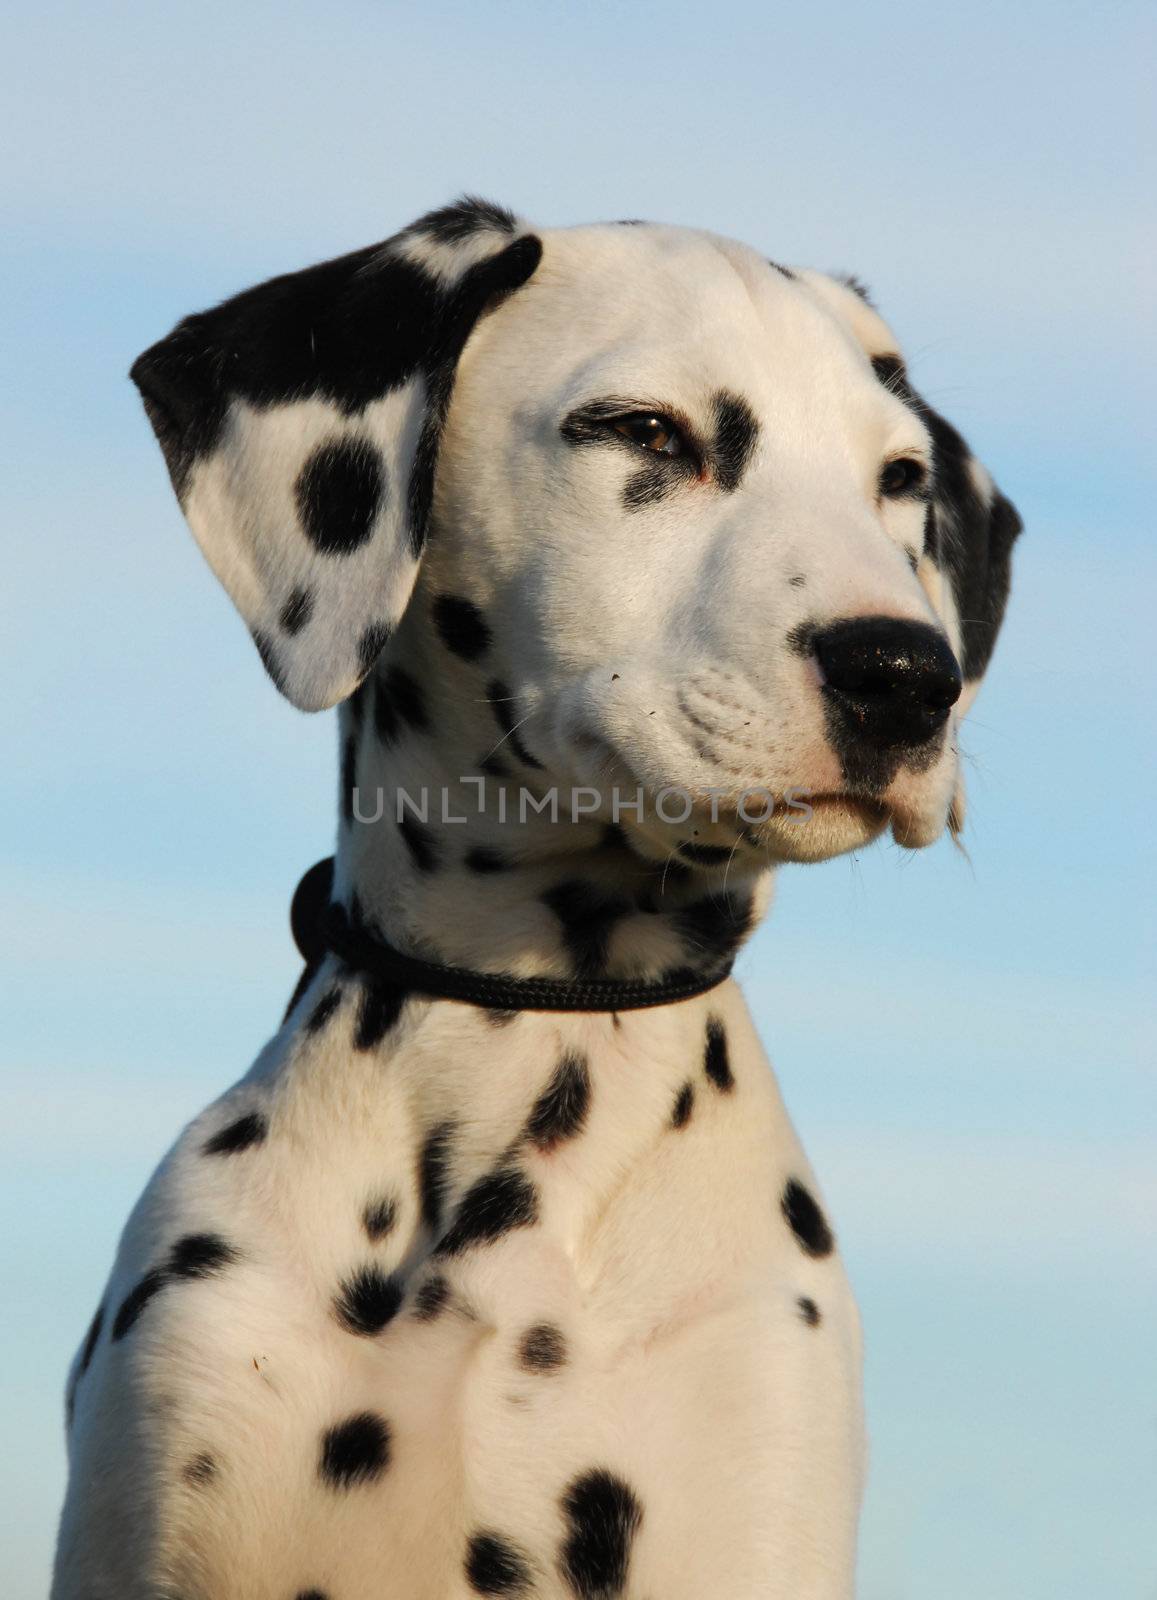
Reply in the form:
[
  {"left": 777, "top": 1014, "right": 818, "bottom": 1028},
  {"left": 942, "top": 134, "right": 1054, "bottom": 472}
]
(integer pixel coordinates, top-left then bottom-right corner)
[{"left": 290, "top": 857, "right": 733, "bottom": 1014}]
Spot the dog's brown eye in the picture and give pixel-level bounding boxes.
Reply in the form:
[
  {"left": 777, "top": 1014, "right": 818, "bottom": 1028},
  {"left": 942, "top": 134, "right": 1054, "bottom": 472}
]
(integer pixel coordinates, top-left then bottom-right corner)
[
  {"left": 880, "top": 457, "right": 927, "bottom": 498},
  {"left": 612, "top": 414, "right": 684, "bottom": 456}
]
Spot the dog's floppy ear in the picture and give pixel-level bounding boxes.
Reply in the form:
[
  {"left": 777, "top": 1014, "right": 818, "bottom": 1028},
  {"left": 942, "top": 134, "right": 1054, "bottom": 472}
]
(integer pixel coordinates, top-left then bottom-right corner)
[
  {"left": 131, "top": 198, "right": 542, "bottom": 711},
  {"left": 797, "top": 271, "right": 1023, "bottom": 709}
]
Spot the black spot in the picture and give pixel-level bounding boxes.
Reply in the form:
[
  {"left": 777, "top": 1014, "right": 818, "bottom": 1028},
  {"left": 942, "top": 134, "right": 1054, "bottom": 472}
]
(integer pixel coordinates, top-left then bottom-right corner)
[
  {"left": 478, "top": 752, "right": 511, "bottom": 779},
  {"left": 600, "top": 822, "right": 635, "bottom": 856},
  {"left": 202, "top": 1112, "right": 266, "bottom": 1157},
  {"left": 525, "top": 1051, "right": 591, "bottom": 1150},
  {"left": 184, "top": 1452, "right": 216, "bottom": 1486},
  {"left": 358, "top": 620, "right": 392, "bottom": 676},
  {"left": 797, "top": 1296, "right": 822, "bottom": 1327},
  {"left": 786, "top": 620, "right": 816, "bottom": 658},
  {"left": 363, "top": 1193, "right": 399, "bottom": 1242},
  {"left": 111, "top": 1269, "right": 167, "bottom": 1340},
  {"left": 295, "top": 1591, "right": 330, "bottom": 1600},
  {"left": 676, "top": 841, "right": 734, "bottom": 867},
  {"left": 319, "top": 1411, "right": 391, "bottom": 1489},
  {"left": 559, "top": 1468, "right": 643, "bottom": 1598},
  {"left": 413, "top": 195, "right": 518, "bottom": 244},
  {"left": 466, "top": 1529, "right": 533, "bottom": 1594},
  {"left": 622, "top": 458, "right": 681, "bottom": 511},
  {"left": 296, "top": 437, "right": 385, "bottom": 556},
  {"left": 306, "top": 985, "right": 343, "bottom": 1034},
  {"left": 279, "top": 586, "right": 314, "bottom": 635},
  {"left": 433, "top": 594, "right": 492, "bottom": 660},
  {"left": 671, "top": 1081, "right": 694, "bottom": 1129},
  {"left": 355, "top": 978, "right": 407, "bottom": 1051},
  {"left": 781, "top": 1178, "right": 835, "bottom": 1258},
  {"left": 842, "top": 273, "right": 874, "bottom": 305},
  {"left": 78, "top": 1305, "right": 104, "bottom": 1376},
  {"left": 334, "top": 1266, "right": 405, "bottom": 1336},
  {"left": 374, "top": 663, "right": 428, "bottom": 746},
  {"left": 712, "top": 391, "right": 760, "bottom": 492},
  {"left": 465, "top": 846, "right": 509, "bottom": 873},
  {"left": 921, "top": 406, "right": 1022, "bottom": 679},
  {"left": 169, "top": 1232, "right": 238, "bottom": 1279},
  {"left": 486, "top": 680, "right": 544, "bottom": 770},
  {"left": 952, "top": 486, "right": 1020, "bottom": 681},
  {"left": 130, "top": 243, "right": 441, "bottom": 500},
  {"left": 768, "top": 258, "right": 796, "bottom": 280},
  {"left": 405, "top": 395, "right": 456, "bottom": 569},
  {"left": 405, "top": 234, "right": 542, "bottom": 558},
  {"left": 921, "top": 501, "right": 941, "bottom": 563},
  {"left": 675, "top": 890, "right": 753, "bottom": 970},
  {"left": 788, "top": 573, "right": 807, "bottom": 589},
  {"left": 412, "top": 1275, "right": 452, "bottom": 1321},
  {"left": 419, "top": 1122, "right": 456, "bottom": 1230},
  {"left": 518, "top": 1323, "right": 567, "bottom": 1372},
  {"left": 871, "top": 353, "right": 910, "bottom": 397},
  {"left": 437, "top": 1167, "right": 539, "bottom": 1256},
  {"left": 703, "top": 1017, "right": 734, "bottom": 1092},
  {"left": 399, "top": 813, "right": 439, "bottom": 873},
  {"left": 341, "top": 734, "right": 357, "bottom": 826},
  {"left": 542, "top": 881, "right": 631, "bottom": 978}
]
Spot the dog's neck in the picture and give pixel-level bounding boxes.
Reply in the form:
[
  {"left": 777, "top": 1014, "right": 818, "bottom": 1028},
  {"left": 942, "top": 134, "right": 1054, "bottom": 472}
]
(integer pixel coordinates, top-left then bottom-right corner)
[{"left": 331, "top": 618, "right": 770, "bottom": 985}]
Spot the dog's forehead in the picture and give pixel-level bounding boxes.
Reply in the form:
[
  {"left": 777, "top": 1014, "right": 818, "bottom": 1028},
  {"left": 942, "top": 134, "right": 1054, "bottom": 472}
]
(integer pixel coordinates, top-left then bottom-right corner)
[
  {"left": 476, "top": 221, "right": 877, "bottom": 410},
  {"left": 536, "top": 220, "right": 805, "bottom": 327}
]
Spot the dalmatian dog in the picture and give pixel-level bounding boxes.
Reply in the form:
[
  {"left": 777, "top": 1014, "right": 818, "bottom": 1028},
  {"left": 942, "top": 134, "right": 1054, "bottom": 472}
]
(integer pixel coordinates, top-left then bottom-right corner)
[{"left": 54, "top": 198, "right": 1021, "bottom": 1600}]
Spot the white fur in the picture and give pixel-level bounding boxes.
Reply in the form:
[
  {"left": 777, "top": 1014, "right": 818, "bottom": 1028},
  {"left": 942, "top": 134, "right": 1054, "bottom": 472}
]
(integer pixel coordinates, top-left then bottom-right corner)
[{"left": 57, "top": 987, "right": 863, "bottom": 1598}]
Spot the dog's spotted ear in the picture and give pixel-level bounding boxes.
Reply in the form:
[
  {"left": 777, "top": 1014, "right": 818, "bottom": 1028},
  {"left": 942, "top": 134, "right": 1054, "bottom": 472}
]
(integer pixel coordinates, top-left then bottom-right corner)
[
  {"left": 797, "top": 270, "right": 1023, "bottom": 708},
  {"left": 131, "top": 198, "right": 541, "bottom": 711}
]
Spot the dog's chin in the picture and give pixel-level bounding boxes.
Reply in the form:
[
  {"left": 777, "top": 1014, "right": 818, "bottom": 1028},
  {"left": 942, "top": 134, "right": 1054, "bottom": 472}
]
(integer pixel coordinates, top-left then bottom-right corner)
[
  {"left": 758, "top": 795, "right": 891, "bottom": 863},
  {"left": 555, "top": 718, "right": 953, "bottom": 865},
  {"left": 757, "top": 793, "right": 950, "bottom": 862}
]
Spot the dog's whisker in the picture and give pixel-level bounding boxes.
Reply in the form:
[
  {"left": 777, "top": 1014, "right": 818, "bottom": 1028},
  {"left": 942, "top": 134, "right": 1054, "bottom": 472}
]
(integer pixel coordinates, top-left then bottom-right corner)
[
  {"left": 721, "top": 833, "right": 744, "bottom": 893},
  {"left": 482, "top": 708, "right": 537, "bottom": 761}
]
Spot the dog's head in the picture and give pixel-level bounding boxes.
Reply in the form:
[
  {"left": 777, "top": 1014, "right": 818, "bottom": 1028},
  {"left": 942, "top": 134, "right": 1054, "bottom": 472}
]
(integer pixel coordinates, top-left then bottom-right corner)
[{"left": 133, "top": 198, "right": 1020, "bottom": 866}]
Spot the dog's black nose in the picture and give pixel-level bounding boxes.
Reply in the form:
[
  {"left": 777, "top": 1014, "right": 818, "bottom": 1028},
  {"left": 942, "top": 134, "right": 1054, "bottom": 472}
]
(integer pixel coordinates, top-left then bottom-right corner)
[{"left": 814, "top": 617, "right": 962, "bottom": 747}]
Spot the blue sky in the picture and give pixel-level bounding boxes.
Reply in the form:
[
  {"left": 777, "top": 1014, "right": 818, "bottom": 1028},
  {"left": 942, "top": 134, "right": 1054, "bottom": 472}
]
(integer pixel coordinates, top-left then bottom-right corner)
[{"left": 2, "top": 2, "right": 1154, "bottom": 1595}]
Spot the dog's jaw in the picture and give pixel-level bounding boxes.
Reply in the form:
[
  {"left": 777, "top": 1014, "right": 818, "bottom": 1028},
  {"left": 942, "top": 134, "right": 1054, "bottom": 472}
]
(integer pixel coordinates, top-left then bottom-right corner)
[{"left": 333, "top": 607, "right": 772, "bottom": 986}]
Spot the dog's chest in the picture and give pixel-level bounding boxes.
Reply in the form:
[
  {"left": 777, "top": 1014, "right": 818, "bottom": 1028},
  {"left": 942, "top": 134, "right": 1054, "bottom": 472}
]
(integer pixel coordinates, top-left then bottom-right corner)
[{"left": 58, "top": 971, "right": 864, "bottom": 1598}]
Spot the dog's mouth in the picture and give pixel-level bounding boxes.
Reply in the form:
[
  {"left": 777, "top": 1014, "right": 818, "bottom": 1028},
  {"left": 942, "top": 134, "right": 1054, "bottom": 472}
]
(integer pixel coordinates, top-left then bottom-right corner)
[
  {"left": 796, "top": 791, "right": 889, "bottom": 820},
  {"left": 560, "top": 707, "right": 950, "bottom": 864},
  {"left": 602, "top": 775, "right": 895, "bottom": 867}
]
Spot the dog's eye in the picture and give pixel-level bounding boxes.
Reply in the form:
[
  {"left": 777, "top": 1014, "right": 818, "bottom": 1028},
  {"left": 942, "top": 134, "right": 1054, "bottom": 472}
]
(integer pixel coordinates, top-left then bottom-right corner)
[
  {"left": 612, "top": 413, "right": 685, "bottom": 456},
  {"left": 879, "top": 457, "right": 927, "bottom": 498}
]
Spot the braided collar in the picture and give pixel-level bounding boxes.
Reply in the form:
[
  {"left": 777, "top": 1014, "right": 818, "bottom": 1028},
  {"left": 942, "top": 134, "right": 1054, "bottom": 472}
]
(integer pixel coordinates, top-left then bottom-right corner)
[{"left": 290, "top": 858, "right": 733, "bottom": 1014}]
